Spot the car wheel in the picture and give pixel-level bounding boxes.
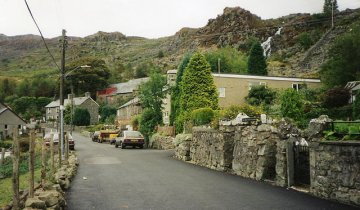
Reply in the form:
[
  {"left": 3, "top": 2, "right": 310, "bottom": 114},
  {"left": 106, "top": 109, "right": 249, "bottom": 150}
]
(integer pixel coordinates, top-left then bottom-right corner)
[
  {"left": 121, "top": 143, "right": 125, "bottom": 149},
  {"left": 139, "top": 145, "right": 144, "bottom": 149},
  {"left": 115, "top": 144, "right": 118, "bottom": 148}
]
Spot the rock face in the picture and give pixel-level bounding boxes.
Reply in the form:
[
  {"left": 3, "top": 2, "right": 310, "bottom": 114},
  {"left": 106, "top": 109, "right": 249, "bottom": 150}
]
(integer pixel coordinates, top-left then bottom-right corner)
[
  {"left": 232, "top": 125, "right": 278, "bottom": 181},
  {"left": 190, "top": 127, "right": 235, "bottom": 171},
  {"left": 310, "top": 141, "right": 360, "bottom": 206}
]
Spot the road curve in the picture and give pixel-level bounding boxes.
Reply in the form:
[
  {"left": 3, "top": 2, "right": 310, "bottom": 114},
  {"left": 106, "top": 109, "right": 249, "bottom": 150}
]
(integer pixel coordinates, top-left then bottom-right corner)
[{"left": 66, "top": 132, "right": 359, "bottom": 210}]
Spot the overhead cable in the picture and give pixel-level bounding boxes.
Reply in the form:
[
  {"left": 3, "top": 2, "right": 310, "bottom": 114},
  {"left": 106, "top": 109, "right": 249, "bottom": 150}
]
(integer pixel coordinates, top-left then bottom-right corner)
[{"left": 23, "top": 0, "right": 61, "bottom": 72}]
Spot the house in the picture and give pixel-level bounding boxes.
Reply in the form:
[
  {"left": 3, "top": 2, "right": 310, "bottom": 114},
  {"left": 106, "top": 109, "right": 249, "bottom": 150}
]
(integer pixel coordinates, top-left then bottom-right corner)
[
  {"left": 97, "top": 77, "right": 149, "bottom": 105},
  {"left": 116, "top": 97, "right": 142, "bottom": 128},
  {"left": 212, "top": 73, "right": 322, "bottom": 107},
  {"left": 45, "top": 92, "right": 99, "bottom": 125},
  {"left": 162, "top": 70, "right": 177, "bottom": 125},
  {"left": 345, "top": 81, "right": 360, "bottom": 103},
  {"left": 115, "top": 70, "right": 177, "bottom": 127},
  {"left": 0, "top": 102, "right": 26, "bottom": 139}
]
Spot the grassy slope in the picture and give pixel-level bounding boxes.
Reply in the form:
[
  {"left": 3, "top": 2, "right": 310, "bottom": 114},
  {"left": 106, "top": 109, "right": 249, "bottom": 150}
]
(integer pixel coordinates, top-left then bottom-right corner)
[{"left": 0, "top": 169, "right": 41, "bottom": 207}]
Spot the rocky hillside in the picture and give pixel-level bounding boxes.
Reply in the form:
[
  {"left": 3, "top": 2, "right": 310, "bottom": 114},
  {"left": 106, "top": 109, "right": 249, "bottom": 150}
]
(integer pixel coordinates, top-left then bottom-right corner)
[{"left": 1, "top": 7, "right": 360, "bottom": 79}]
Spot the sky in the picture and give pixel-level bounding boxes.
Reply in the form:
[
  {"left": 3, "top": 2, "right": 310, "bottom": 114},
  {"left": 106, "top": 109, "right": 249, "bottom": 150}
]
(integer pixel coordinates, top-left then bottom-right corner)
[{"left": 1, "top": 0, "right": 360, "bottom": 39}]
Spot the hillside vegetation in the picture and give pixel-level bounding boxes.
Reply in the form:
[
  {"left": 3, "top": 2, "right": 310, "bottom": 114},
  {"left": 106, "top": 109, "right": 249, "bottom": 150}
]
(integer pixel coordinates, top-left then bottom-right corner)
[{"left": 1, "top": 7, "right": 360, "bottom": 81}]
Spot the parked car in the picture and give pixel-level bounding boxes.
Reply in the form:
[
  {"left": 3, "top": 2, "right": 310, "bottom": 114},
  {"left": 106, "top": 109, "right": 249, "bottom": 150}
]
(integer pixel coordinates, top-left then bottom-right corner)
[
  {"left": 92, "top": 131, "right": 100, "bottom": 142},
  {"left": 44, "top": 132, "right": 75, "bottom": 150},
  {"left": 115, "top": 131, "right": 144, "bottom": 149}
]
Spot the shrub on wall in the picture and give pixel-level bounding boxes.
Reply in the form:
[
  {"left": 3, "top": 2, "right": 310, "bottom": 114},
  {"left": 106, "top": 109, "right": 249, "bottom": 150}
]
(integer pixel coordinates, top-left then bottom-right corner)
[{"left": 191, "top": 108, "right": 215, "bottom": 126}]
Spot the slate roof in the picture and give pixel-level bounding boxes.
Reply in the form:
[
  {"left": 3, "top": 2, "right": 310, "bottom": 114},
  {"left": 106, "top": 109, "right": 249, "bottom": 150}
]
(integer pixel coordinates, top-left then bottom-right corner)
[
  {"left": 119, "top": 97, "right": 140, "bottom": 109},
  {"left": 0, "top": 102, "right": 26, "bottom": 124},
  {"left": 110, "top": 77, "right": 149, "bottom": 95},
  {"left": 45, "top": 97, "right": 99, "bottom": 108}
]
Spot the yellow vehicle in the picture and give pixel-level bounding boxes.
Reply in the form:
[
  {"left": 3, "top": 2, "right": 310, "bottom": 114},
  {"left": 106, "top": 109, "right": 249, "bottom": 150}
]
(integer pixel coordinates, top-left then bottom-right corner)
[{"left": 98, "top": 130, "right": 119, "bottom": 144}]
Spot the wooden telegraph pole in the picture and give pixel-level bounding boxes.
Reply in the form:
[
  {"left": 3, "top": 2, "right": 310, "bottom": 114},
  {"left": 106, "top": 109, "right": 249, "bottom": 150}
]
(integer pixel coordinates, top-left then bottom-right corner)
[
  {"left": 50, "top": 133, "right": 55, "bottom": 176},
  {"left": 29, "top": 130, "right": 35, "bottom": 198},
  {"left": 41, "top": 133, "right": 47, "bottom": 187},
  {"left": 12, "top": 128, "right": 20, "bottom": 210}
]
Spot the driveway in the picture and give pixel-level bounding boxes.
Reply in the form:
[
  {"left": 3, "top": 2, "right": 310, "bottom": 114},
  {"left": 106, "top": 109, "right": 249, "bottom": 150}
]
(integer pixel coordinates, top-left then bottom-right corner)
[{"left": 66, "top": 132, "right": 359, "bottom": 210}]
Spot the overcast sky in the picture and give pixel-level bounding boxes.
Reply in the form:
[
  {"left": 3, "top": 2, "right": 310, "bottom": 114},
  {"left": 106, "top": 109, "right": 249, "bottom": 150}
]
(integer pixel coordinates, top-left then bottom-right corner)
[{"left": 1, "top": 0, "right": 359, "bottom": 38}]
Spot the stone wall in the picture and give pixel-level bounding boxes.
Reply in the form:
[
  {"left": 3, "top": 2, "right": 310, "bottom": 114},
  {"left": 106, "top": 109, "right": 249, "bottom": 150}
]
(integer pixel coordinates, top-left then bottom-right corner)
[
  {"left": 174, "top": 134, "right": 192, "bottom": 161},
  {"left": 149, "top": 134, "right": 175, "bottom": 150},
  {"left": 310, "top": 141, "right": 360, "bottom": 206},
  {"left": 190, "top": 127, "right": 234, "bottom": 171},
  {"left": 231, "top": 124, "right": 278, "bottom": 181}
]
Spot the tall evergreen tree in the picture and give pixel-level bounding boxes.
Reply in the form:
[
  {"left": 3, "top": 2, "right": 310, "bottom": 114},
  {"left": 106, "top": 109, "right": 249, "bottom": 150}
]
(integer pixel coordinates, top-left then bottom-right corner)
[
  {"left": 247, "top": 42, "right": 267, "bottom": 75},
  {"left": 169, "top": 53, "right": 192, "bottom": 126},
  {"left": 179, "top": 52, "right": 219, "bottom": 121},
  {"left": 323, "top": 0, "right": 338, "bottom": 16}
]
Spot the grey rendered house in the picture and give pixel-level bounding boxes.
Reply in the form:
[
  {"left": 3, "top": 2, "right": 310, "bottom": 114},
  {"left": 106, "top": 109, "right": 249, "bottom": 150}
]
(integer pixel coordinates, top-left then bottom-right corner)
[
  {"left": 45, "top": 92, "right": 99, "bottom": 125},
  {"left": 0, "top": 102, "right": 26, "bottom": 139}
]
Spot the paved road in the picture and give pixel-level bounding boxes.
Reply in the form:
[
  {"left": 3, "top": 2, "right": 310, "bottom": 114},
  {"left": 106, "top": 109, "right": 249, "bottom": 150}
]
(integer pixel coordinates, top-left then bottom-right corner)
[{"left": 67, "top": 132, "right": 359, "bottom": 210}]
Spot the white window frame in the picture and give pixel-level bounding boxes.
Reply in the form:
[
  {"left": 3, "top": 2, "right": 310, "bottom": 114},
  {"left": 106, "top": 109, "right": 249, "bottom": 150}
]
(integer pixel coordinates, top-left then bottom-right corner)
[{"left": 218, "top": 87, "right": 226, "bottom": 98}]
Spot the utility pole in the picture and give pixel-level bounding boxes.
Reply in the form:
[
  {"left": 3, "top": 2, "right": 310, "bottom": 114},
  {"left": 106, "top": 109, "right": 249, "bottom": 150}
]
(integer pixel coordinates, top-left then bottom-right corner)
[
  {"left": 331, "top": 0, "right": 335, "bottom": 28},
  {"left": 59, "top": 29, "right": 66, "bottom": 161},
  {"left": 217, "top": 58, "right": 221, "bottom": 74}
]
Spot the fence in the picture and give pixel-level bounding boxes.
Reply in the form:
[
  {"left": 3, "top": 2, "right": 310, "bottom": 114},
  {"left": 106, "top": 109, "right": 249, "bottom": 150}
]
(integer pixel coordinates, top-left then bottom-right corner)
[{"left": 157, "top": 126, "right": 175, "bottom": 137}]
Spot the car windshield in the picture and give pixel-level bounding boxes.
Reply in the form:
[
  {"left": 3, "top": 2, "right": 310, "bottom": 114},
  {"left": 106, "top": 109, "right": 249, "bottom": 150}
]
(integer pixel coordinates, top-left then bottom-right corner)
[{"left": 124, "top": 131, "right": 143, "bottom": 138}]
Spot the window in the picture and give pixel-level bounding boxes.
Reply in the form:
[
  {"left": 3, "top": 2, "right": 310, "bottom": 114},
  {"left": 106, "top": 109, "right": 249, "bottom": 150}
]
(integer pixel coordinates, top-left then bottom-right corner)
[
  {"left": 4, "top": 124, "right": 7, "bottom": 130},
  {"left": 248, "top": 81, "right": 266, "bottom": 90},
  {"left": 18, "top": 125, "right": 21, "bottom": 129},
  {"left": 292, "top": 83, "right": 307, "bottom": 91},
  {"left": 56, "top": 108, "right": 59, "bottom": 113},
  {"left": 218, "top": 87, "right": 226, "bottom": 98},
  {"left": 47, "top": 108, "right": 51, "bottom": 114}
]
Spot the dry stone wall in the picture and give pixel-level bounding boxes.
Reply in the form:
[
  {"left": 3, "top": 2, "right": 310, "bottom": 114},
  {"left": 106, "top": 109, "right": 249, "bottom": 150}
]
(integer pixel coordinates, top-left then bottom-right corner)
[
  {"left": 310, "top": 141, "right": 360, "bottom": 206},
  {"left": 231, "top": 124, "right": 278, "bottom": 181},
  {"left": 190, "top": 127, "right": 234, "bottom": 171}
]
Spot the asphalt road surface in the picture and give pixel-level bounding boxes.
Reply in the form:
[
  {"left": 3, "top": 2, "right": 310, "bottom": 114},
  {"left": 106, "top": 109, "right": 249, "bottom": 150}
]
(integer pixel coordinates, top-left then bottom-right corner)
[{"left": 66, "top": 132, "right": 359, "bottom": 210}]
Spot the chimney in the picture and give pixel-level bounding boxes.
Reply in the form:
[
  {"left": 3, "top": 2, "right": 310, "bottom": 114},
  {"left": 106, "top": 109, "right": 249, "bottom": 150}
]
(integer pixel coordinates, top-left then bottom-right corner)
[{"left": 85, "top": 92, "right": 91, "bottom": 98}]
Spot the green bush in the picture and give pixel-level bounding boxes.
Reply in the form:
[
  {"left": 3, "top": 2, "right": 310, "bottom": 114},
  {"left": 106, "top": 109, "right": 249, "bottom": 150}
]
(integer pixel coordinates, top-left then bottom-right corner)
[
  {"left": 246, "top": 85, "right": 276, "bottom": 106},
  {"left": 191, "top": 108, "right": 215, "bottom": 126},
  {"left": 221, "top": 104, "right": 263, "bottom": 120},
  {"left": 322, "top": 87, "right": 350, "bottom": 108},
  {"left": 280, "top": 89, "right": 305, "bottom": 128},
  {"left": 0, "top": 140, "right": 12, "bottom": 149},
  {"left": 297, "top": 32, "right": 313, "bottom": 50},
  {"left": 73, "top": 108, "right": 91, "bottom": 126},
  {"left": 131, "top": 115, "right": 141, "bottom": 131}
]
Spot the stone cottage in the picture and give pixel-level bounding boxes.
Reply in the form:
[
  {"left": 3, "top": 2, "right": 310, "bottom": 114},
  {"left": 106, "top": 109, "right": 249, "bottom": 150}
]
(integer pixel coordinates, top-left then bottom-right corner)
[
  {"left": 45, "top": 92, "right": 99, "bottom": 124},
  {"left": 0, "top": 102, "right": 26, "bottom": 139}
]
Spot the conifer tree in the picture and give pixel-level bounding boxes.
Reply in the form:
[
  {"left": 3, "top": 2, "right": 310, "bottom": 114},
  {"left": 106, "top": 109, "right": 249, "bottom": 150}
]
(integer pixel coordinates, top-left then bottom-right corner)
[
  {"left": 179, "top": 52, "right": 219, "bottom": 115},
  {"left": 248, "top": 42, "right": 267, "bottom": 75}
]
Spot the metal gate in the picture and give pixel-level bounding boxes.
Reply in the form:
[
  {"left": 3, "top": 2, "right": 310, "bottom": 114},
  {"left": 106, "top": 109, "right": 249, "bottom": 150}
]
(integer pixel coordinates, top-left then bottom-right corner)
[{"left": 293, "top": 143, "right": 310, "bottom": 186}]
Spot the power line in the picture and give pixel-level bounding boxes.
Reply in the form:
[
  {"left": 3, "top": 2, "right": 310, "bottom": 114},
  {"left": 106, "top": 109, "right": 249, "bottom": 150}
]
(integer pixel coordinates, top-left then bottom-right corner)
[{"left": 23, "top": 0, "right": 61, "bottom": 72}]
